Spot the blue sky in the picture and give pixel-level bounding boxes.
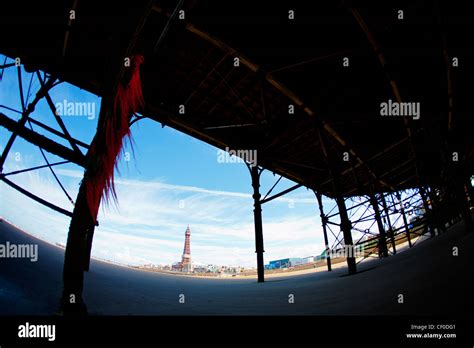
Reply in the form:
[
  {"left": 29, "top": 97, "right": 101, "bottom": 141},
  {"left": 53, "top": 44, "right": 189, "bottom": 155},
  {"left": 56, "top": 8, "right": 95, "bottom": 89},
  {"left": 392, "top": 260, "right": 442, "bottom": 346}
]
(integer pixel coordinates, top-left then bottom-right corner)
[{"left": 0, "top": 55, "right": 373, "bottom": 268}]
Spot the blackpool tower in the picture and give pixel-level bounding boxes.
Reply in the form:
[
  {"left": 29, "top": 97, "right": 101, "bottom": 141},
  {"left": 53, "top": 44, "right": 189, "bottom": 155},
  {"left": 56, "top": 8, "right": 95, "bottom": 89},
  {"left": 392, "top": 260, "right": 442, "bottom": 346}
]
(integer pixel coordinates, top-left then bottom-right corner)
[{"left": 180, "top": 226, "right": 192, "bottom": 272}]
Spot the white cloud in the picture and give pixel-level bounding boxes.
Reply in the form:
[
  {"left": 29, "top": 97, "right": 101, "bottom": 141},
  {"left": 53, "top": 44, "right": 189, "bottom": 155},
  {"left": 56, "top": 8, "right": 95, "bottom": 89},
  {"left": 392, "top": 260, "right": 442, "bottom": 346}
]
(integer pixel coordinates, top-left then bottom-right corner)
[
  {"left": 1, "top": 163, "right": 328, "bottom": 268},
  {"left": 55, "top": 168, "right": 320, "bottom": 204}
]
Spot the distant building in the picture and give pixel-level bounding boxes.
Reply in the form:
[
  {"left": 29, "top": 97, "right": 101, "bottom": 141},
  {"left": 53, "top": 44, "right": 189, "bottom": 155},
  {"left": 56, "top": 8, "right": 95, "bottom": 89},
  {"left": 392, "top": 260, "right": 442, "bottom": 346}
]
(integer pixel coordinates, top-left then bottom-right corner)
[
  {"left": 207, "top": 264, "right": 220, "bottom": 273},
  {"left": 181, "top": 226, "right": 192, "bottom": 272},
  {"left": 174, "top": 226, "right": 193, "bottom": 272},
  {"left": 193, "top": 265, "right": 207, "bottom": 273},
  {"left": 315, "top": 248, "right": 329, "bottom": 261},
  {"left": 171, "top": 262, "right": 182, "bottom": 271},
  {"left": 289, "top": 258, "right": 303, "bottom": 266},
  {"left": 267, "top": 258, "right": 305, "bottom": 269}
]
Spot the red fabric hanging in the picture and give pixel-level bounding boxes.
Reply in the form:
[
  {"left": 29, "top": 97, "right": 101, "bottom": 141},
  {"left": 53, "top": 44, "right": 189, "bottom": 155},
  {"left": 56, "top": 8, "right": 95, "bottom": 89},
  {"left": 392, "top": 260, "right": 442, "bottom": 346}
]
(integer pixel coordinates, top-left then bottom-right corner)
[{"left": 86, "top": 54, "right": 145, "bottom": 220}]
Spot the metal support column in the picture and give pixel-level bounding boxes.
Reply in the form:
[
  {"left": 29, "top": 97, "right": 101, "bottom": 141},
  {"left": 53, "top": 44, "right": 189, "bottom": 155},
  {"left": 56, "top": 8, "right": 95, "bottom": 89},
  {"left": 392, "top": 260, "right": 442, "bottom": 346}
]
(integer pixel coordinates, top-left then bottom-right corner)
[
  {"left": 335, "top": 195, "right": 356, "bottom": 275},
  {"left": 381, "top": 193, "right": 396, "bottom": 254},
  {"left": 315, "top": 192, "right": 332, "bottom": 271},
  {"left": 428, "top": 187, "right": 446, "bottom": 233},
  {"left": 419, "top": 186, "right": 435, "bottom": 237},
  {"left": 250, "top": 165, "right": 265, "bottom": 282},
  {"left": 456, "top": 179, "right": 473, "bottom": 233},
  {"left": 61, "top": 177, "right": 98, "bottom": 314},
  {"left": 316, "top": 124, "right": 356, "bottom": 275},
  {"left": 465, "top": 178, "right": 473, "bottom": 207},
  {"left": 395, "top": 192, "right": 412, "bottom": 248},
  {"left": 369, "top": 194, "right": 389, "bottom": 258},
  {"left": 59, "top": 5, "right": 152, "bottom": 314}
]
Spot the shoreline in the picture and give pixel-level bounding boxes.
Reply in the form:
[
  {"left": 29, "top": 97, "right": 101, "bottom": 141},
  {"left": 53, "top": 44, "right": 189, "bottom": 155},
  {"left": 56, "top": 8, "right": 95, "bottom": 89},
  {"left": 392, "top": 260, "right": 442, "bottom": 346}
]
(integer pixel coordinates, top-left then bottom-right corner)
[{"left": 0, "top": 215, "right": 420, "bottom": 280}]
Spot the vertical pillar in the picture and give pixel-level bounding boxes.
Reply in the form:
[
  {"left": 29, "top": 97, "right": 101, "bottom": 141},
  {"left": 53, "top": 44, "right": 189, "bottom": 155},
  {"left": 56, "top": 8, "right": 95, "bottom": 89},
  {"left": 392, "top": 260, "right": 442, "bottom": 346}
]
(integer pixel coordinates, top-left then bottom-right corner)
[
  {"left": 316, "top": 125, "right": 355, "bottom": 274},
  {"left": 381, "top": 193, "right": 396, "bottom": 254},
  {"left": 464, "top": 179, "right": 473, "bottom": 230},
  {"left": 60, "top": 95, "right": 113, "bottom": 314},
  {"left": 315, "top": 192, "right": 331, "bottom": 271},
  {"left": 428, "top": 187, "right": 446, "bottom": 233},
  {"left": 335, "top": 195, "right": 356, "bottom": 274},
  {"left": 250, "top": 165, "right": 265, "bottom": 282},
  {"left": 419, "top": 186, "right": 435, "bottom": 237},
  {"left": 395, "top": 192, "right": 412, "bottom": 248},
  {"left": 455, "top": 179, "right": 473, "bottom": 233},
  {"left": 59, "top": 5, "right": 150, "bottom": 314},
  {"left": 369, "top": 194, "right": 388, "bottom": 258},
  {"left": 61, "top": 177, "right": 98, "bottom": 314},
  {"left": 465, "top": 177, "right": 473, "bottom": 206}
]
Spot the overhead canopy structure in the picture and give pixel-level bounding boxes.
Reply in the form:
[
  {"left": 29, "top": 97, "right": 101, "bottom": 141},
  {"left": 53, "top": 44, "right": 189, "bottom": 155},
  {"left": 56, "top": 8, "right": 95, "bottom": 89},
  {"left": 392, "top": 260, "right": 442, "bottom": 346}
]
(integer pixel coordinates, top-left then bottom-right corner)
[
  {"left": 2, "top": 0, "right": 472, "bottom": 198},
  {"left": 1, "top": 0, "right": 473, "bottom": 315}
]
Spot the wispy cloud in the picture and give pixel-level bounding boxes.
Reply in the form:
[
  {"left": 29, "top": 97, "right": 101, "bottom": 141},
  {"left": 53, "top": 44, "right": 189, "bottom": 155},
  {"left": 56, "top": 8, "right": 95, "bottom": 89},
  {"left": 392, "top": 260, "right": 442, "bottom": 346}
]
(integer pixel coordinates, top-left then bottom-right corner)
[
  {"left": 1, "top": 163, "right": 329, "bottom": 268},
  {"left": 55, "top": 168, "right": 320, "bottom": 204},
  {"left": 0, "top": 63, "right": 329, "bottom": 269}
]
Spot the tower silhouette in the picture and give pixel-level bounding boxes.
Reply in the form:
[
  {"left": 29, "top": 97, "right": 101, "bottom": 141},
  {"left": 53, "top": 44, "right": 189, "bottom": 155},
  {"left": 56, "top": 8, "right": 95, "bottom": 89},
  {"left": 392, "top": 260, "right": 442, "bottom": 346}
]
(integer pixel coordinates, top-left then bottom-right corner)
[{"left": 180, "top": 226, "right": 192, "bottom": 272}]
